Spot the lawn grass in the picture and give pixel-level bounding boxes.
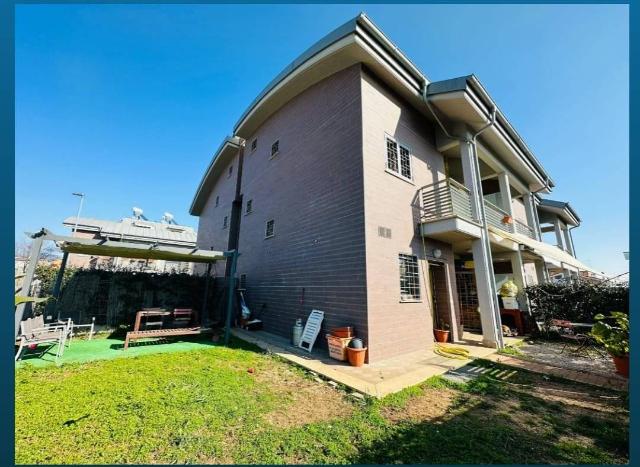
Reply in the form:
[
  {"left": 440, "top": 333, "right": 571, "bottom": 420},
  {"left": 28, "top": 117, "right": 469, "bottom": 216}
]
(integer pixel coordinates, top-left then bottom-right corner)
[{"left": 15, "top": 337, "right": 629, "bottom": 464}]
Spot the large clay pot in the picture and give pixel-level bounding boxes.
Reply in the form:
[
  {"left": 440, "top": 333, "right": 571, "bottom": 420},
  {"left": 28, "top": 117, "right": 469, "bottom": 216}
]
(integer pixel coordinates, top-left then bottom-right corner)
[
  {"left": 612, "top": 354, "right": 629, "bottom": 378},
  {"left": 347, "top": 347, "right": 367, "bottom": 367},
  {"left": 434, "top": 329, "right": 450, "bottom": 343}
]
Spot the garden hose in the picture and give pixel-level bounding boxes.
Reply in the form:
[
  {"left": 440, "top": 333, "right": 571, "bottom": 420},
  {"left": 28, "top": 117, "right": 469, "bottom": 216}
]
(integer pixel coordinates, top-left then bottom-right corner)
[{"left": 434, "top": 343, "right": 471, "bottom": 360}]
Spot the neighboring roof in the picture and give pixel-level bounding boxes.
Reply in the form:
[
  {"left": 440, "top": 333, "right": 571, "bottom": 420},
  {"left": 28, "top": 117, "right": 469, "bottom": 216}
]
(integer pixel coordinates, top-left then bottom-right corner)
[
  {"left": 536, "top": 198, "right": 581, "bottom": 226},
  {"left": 32, "top": 229, "right": 225, "bottom": 263},
  {"left": 189, "top": 136, "right": 243, "bottom": 216},
  {"left": 63, "top": 216, "right": 197, "bottom": 246}
]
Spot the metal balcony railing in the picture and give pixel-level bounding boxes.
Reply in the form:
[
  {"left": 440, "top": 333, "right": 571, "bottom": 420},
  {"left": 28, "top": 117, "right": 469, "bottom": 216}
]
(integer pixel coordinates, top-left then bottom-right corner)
[
  {"left": 419, "top": 178, "right": 474, "bottom": 223},
  {"left": 419, "top": 179, "right": 537, "bottom": 240}
]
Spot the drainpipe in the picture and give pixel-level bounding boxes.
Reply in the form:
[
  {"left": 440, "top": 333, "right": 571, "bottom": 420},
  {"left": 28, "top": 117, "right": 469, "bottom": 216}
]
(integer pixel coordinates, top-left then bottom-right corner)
[
  {"left": 422, "top": 83, "right": 504, "bottom": 348},
  {"left": 223, "top": 139, "right": 246, "bottom": 325}
]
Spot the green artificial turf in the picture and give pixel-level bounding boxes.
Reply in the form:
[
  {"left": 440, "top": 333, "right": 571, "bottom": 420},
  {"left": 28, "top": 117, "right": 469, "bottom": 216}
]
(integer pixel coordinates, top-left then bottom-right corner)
[{"left": 15, "top": 338, "right": 629, "bottom": 464}]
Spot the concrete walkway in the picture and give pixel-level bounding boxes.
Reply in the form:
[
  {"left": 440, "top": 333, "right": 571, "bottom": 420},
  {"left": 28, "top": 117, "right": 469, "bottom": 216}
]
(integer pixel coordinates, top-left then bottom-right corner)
[
  {"left": 485, "top": 353, "right": 628, "bottom": 391},
  {"left": 233, "top": 328, "right": 519, "bottom": 398}
]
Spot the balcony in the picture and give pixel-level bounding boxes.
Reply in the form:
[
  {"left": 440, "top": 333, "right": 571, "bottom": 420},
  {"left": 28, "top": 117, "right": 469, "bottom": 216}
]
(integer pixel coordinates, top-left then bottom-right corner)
[
  {"left": 418, "top": 179, "right": 482, "bottom": 241},
  {"left": 483, "top": 199, "right": 536, "bottom": 239},
  {"left": 418, "top": 178, "right": 537, "bottom": 243}
]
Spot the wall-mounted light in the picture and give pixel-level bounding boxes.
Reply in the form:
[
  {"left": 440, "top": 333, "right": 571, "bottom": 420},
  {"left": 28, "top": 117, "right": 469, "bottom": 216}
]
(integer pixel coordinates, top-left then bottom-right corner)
[{"left": 432, "top": 248, "right": 442, "bottom": 259}]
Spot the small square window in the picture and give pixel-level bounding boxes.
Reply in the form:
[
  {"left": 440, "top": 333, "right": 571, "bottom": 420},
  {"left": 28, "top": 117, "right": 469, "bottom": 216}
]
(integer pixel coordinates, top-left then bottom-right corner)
[
  {"left": 265, "top": 219, "right": 275, "bottom": 238},
  {"left": 251, "top": 139, "right": 257, "bottom": 152},
  {"left": 271, "top": 140, "right": 279, "bottom": 158},
  {"left": 223, "top": 216, "right": 228, "bottom": 229},
  {"left": 215, "top": 196, "right": 219, "bottom": 207},
  {"left": 246, "top": 199, "right": 253, "bottom": 214}
]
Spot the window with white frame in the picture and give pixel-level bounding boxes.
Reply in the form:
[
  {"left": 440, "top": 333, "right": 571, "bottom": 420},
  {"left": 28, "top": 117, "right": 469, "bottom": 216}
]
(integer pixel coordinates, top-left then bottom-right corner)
[
  {"left": 223, "top": 215, "right": 228, "bottom": 229},
  {"left": 385, "top": 136, "right": 413, "bottom": 181},
  {"left": 398, "top": 254, "right": 420, "bottom": 301},
  {"left": 271, "top": 140, "right": 279, "bottom": 158},
  {"left": 251, "top": 139, "right": 257, "bottom": 152},
  {"left": 265, "top": 219, "right": 275, "bottom": 238},
  {"left": 228, "top": 165, "right": 233, "bottom": 177},
  {"left": 215, "top": 196, "right": 219, "bottom": 207},
  {"left": 246, "top": 199, "right": 253, "bottom": 214}
]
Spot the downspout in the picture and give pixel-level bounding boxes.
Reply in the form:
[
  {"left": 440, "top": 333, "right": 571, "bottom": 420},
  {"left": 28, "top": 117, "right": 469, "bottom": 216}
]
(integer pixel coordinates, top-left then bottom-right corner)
[
  {"left": 223, "top": 139, "right": 246, "bottom": 324},
  {"left": 422, "top": 83, "right": 504, "bottom": 348}
]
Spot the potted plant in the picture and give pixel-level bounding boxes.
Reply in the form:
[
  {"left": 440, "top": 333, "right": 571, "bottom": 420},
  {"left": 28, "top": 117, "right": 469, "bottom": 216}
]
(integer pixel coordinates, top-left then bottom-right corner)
[
  {"left": 590, "top": 312, "right": 629, "bottom": 377},
  {"left": 434, "top": 322, "right": 450, "bottom": 343},
  {"left": 346, "top": 338, "right": 367, "bottom": 367}
]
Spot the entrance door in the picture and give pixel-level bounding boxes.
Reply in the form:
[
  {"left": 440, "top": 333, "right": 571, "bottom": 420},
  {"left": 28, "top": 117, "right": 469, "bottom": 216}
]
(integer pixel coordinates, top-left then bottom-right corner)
[{"left": 429, "top": 262, "right": 452, "bottom": 335}]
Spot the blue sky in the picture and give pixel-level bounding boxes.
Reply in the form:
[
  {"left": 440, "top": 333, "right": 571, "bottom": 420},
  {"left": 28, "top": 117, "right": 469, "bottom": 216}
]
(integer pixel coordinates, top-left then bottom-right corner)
[{"left": 15, "top": 4, "right": 628, "bottom": 276}]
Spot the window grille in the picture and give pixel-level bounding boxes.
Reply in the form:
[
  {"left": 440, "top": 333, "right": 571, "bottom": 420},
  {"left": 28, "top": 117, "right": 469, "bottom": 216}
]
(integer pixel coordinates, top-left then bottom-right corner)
[{"left": 399, "top": 254, "right": 420, "bottom": 301}]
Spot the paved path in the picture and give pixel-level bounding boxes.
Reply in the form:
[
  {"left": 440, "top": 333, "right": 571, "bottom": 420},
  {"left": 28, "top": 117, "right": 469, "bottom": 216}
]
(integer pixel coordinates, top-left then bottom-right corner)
[
  {"left": 233, "top": 329, "right": 519, "bottom": 398},
  {"left": 485, "top": 353, "right": 628, "bottom": 391}
]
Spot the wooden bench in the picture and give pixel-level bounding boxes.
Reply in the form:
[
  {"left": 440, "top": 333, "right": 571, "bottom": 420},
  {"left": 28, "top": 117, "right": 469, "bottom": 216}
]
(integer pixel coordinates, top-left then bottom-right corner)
[{"left": 124, "top": 309, "right": 201, "bottom": 350}]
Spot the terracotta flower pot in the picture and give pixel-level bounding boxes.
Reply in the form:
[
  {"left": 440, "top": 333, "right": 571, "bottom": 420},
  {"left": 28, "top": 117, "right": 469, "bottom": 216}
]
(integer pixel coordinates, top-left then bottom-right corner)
[
  {"left": 502, "top": 215, "right": 513, "bottom": 225},
  {"left": 434, "top": 329, "right": 450, "bottom": 343},
  {"left": 612, "top": 354, "right": 629, "bottom": 378},
  {"left": 347, "top": 347, "right": 367, "bottom": 367}
]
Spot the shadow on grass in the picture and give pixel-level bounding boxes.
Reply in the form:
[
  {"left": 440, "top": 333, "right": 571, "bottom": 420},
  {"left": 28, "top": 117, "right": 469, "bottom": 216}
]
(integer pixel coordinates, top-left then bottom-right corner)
[{"left": 355, "top": 372, "right": 628, "bottom": 465}]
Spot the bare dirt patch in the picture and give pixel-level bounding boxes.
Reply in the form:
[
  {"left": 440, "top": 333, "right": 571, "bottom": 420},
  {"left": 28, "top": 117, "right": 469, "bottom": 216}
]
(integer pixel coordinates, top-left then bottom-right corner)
[
  {"left": 255, "top": 363, "right": 354, "bottom": 429},
  {"left": 381, "top": 387, "right": 458, "bottom": 424}
]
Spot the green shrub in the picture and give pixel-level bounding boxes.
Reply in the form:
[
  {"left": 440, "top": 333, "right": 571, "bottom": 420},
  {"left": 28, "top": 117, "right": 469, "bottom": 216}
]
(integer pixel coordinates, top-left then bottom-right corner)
[{"left": 524, "top": 281, "right": 628, "bottom": 331}]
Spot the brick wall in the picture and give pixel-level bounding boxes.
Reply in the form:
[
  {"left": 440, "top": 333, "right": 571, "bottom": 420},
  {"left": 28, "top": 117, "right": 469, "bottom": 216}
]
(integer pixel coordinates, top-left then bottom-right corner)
[{"left": 221, "top": 64, "right": 367, "bottom": 346}]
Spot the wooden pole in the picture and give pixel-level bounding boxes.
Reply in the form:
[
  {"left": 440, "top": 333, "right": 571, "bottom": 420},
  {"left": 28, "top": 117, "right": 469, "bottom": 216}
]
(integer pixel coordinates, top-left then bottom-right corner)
[
  {"left": 201, "top": 261, "right": 212, "bottom": 328},
  {"left": 52, "top": 251, "right": 69, "bottom": 321}
]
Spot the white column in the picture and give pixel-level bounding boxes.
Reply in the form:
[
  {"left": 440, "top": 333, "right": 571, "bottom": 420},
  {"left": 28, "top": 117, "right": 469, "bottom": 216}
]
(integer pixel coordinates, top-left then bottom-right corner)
[
  {"left": 523, "top": 193, "right": 540, "bottom": 240},
  {"left": 553, "top": 218, "right": 565, "bottom": 250},
  {"left": 460, "top": 140, "right": 502, "bottom": 348},
  {"left": 534, "top": 259, "right": 548, "bottom": 284},
  {"left": 508, "top": 250, "right": 529, "bottom": 312},
  {"left": 562, "top": 226, "right": 575, "bottom": 257},
  {"left": 497, "top": 172, "right": 513, "bottom": 216}
]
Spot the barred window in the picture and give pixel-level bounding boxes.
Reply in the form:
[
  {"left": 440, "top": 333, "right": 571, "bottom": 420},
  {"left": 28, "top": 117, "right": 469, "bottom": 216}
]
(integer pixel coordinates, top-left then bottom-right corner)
[
  {"left": 228, "top": 165, "right": 233, "bottom": 177},
  {"left": 385, "top": 136, "right": 413, "bottom": 181},
  {"left": 399, "top": 254, "right": 420, "bottom": 301},
  {"left": 265, "top": 219, "right": 275, "bottom": 238},
  {"left": 251, "top": 139, "right": 257, "bottom": 151},
  {"left": 386, "top": 138, "right": 398, "bottom": 172},
  {"left": 215, "top": 196, "right": 219, "bottom": 207},
  {"left": 223, "top": 216, "right": 228, "bottom": 229},
  {"left": 271, "top": 140, "right": 279, "bottom": 158},
  {"left": 246, "top": 199, "right": 253, "bottom": 214}
]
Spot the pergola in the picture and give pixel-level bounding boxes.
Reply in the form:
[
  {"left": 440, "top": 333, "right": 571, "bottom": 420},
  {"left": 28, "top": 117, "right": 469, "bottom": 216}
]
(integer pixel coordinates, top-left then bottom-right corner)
[{"left": 15, "top": 228, "right": 238, "bottom": 345}]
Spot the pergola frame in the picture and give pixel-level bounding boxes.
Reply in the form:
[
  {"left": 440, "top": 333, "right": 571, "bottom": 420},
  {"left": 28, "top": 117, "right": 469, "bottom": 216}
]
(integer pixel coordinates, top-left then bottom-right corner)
[{"left": 15, "top": 228, "right": 239, "bottom": 346}]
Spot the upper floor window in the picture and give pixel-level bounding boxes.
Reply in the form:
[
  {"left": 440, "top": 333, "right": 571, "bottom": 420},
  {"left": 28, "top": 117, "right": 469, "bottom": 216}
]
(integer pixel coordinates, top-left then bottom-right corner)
[
  {"left": 385, "top": 135, "right": 413, "bottom": 181},
  {"left": 228, "top": 165, "right": 233, "bottom": 177},
  {"left": 251, "top": 139, "right": 257, "bottom": 152},
  {"left": 265, "top": 219, "right": 275, "bottom": 238},
  {"left": 215, "top": 196, "right": 219, "bottom": 207},
  {"left": 223, "top": 216, "right": 228, "bottom": 229},
  {"left": 246, "top": 199, "right": 253, "bottom": 214},
  {"left": 399, "top": 254, "right": 420, "bottom": 301},
  {"left": 271, "top": 140, "right": 279, "bottom": 158}
]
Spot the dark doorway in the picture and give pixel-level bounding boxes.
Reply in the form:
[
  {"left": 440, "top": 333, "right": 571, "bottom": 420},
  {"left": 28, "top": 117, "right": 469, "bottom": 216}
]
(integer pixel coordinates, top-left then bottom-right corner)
[{"left": 429, "top": 262, "right": 452, "bottom": 334}]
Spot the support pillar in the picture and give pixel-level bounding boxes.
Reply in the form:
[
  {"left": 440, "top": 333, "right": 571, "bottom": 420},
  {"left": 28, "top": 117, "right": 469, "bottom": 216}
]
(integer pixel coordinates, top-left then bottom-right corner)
[
  {"left": 534, "top": 259, "right": 549, "bottom": 284},
  {"left": 508, "top": 249, "right": 529, "bottom": 312},
  {"left": 553, "top": 218, "right": 565, "bottom": 251},
  {"left": 223, "top": 250, "right": 239, "bottom": 346},
  {"left": 523, "top": 193, "right": 540, "bottom": 240},
  {"left": 460, "top": 140, "right": 503, "bottom": 348},
  {"left": 15, "top": 234, "right": 44, "bottom": 338},
  {"left": 562, "top": 226, "right": 575, "bottom": 257},
  {"left": 201, "top": 261, "right": 213, "bottom": 328},
  {"left": 497, "top": 172, "right": 513, "bottom": 216}
]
